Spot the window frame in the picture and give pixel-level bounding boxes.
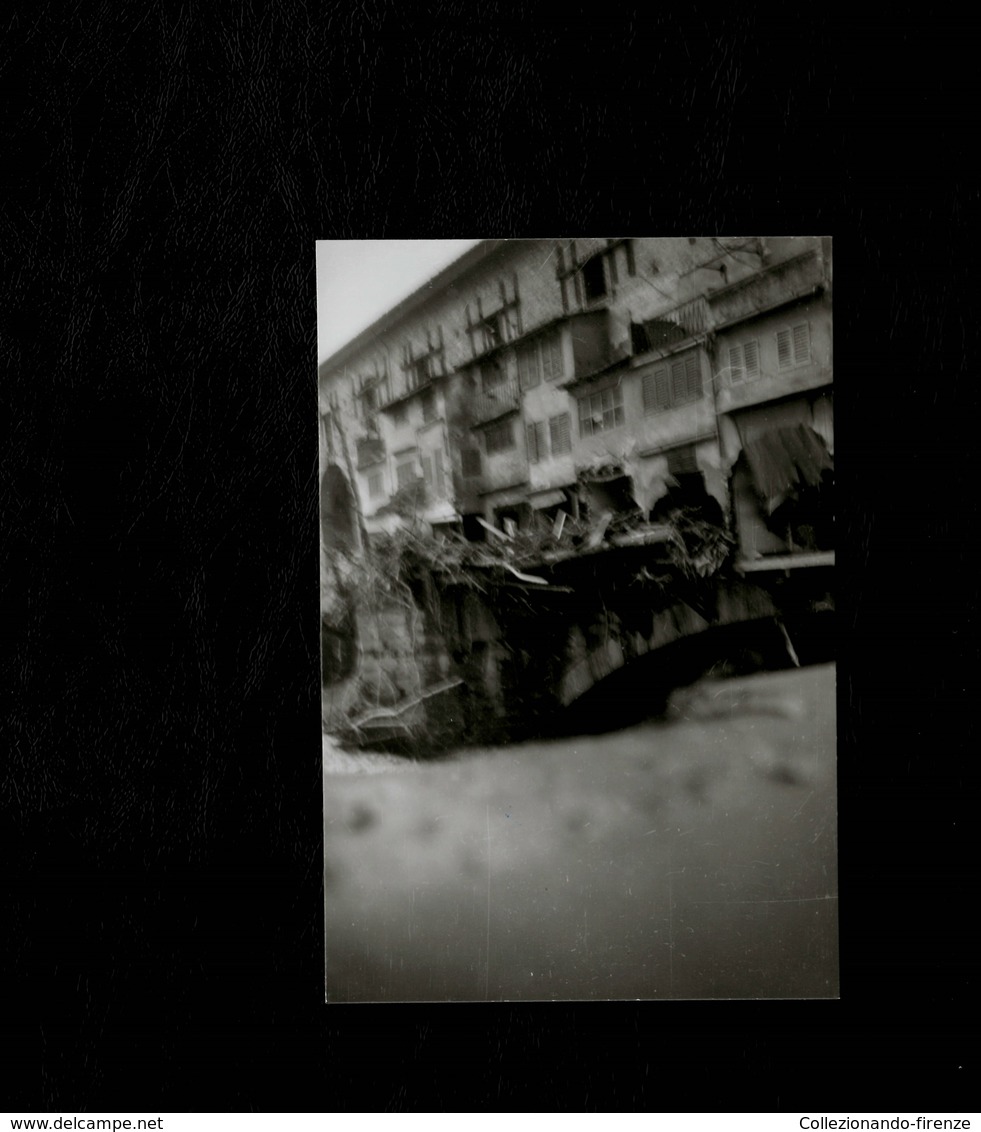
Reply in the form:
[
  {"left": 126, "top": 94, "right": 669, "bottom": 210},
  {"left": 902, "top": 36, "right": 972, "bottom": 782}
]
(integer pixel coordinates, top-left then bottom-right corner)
[
  {"left": 776, "top": 322, "right": 811, "bottom": 370},
  {"left": 396, "top": 460, "right": 417, "bottom": 490},
  {"left": 728, "top": 339, "right": 760, "bottom": 383},
  {"left": 367, "top": 469, "right": 385, "bottom": 500},
  {"left": 526, "top": 420, "right": 548, "bottom": 464},
  {"left": 516, "top": 328, "right": 564, "bottom": 391},
  {"left": 577, "top": 384, "right": 625, "bottom": 438},
  {"left": 484, "top": 419, "right": 515, "bottom": 455},
  {"left": 549, "top": 412, "right": 572, "bottom": 455},
  {"left": 642, "top": 353, "right": 703, "bottom": 414},
  {"left": 461, "top": 447, "right": 482, "bottom": 478}
]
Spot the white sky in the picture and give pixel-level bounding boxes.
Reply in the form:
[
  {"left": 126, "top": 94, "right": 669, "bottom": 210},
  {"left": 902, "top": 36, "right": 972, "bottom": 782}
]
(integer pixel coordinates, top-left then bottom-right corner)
[{"left": 316, "top": 239, "right": 483, "bottom": 363}]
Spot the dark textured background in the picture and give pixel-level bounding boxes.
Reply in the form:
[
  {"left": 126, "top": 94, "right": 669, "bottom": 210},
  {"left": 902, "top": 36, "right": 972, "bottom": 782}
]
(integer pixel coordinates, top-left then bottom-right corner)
[{"left": 3, "top": 3, "right": 975, "bottom": 1111}]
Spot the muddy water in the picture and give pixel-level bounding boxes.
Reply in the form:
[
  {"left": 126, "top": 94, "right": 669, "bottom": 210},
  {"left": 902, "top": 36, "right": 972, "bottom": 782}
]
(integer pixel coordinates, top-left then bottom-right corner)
[{"left": 323, "top": 663, "right": 837, "bottom": 1002}]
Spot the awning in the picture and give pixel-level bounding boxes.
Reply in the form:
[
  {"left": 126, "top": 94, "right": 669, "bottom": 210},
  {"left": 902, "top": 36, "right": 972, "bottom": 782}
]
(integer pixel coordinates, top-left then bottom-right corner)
[
  {"left": 742, "top": 424, "right": 833, "bottom": 515},
  {"left": 529, "top": 488, "right": 568, "bottom": 510}
]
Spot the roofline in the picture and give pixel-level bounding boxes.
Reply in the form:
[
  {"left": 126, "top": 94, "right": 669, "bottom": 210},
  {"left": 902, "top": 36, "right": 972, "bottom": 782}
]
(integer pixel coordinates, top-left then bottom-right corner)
[{"left": 318, "top": 240, "right": 512, "bottom": 378}]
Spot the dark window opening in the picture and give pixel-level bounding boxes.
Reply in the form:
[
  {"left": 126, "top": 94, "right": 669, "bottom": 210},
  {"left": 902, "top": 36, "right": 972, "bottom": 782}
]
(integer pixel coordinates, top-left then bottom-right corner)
[
  {"left": 494, "top": 503, "right": 532, "bottom": 533},
  {"left": 581, "top": 254, "right": 607, "bottom": 301},
  {"left": 484, "top": 420, "right": 514, "bottom": 454},
  {"left": 462, "top": 513, "right": 485, "bottom": 542},
  {"left": 461, "top": 448, "right": 482, "bottom": 478}
]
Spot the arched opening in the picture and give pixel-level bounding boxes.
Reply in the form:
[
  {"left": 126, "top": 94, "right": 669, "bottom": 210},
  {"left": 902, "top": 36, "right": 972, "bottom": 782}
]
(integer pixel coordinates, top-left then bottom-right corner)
[
  {"left": 548, "top": 611, "right": 834, "bottom": 739},
  {"left": 321, "top": 464, "right": 358, "bottom": 552}
]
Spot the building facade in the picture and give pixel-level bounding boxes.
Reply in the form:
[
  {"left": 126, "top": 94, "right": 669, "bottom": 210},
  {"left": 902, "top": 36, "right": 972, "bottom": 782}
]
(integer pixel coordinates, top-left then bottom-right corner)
[{"left": 318, "top": 237, "right": 833, "bottom": 584}]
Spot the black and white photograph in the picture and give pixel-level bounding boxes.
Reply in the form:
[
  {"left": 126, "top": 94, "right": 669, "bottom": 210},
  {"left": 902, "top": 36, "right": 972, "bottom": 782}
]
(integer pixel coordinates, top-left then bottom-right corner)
[{"left": 317, "top": 237, "right": 837, "bottom": 1003}]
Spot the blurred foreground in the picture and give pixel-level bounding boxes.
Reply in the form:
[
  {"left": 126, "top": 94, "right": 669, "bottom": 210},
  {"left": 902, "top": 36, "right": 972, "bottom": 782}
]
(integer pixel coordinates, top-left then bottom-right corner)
[{"left": 324, "top": 662, "right": 837, "bottom": 1001}]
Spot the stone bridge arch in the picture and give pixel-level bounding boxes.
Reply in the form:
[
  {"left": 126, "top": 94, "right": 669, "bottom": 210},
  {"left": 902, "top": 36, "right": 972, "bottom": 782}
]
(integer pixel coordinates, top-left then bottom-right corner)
[{"left": 555, "top": 578, "right": 782, "bottom": 709}]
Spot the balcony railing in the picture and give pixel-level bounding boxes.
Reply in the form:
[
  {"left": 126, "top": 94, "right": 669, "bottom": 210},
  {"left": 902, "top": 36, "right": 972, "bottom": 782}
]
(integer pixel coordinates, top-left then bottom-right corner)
[
  {"left": 631, "top": 296, "right": 709, "bottom": 355},
  {"left": 707, "top": 248, "right": 824, "bottom": 329},
  {"left": 471, "top": 374, "right": 521, "bottom": 425}
]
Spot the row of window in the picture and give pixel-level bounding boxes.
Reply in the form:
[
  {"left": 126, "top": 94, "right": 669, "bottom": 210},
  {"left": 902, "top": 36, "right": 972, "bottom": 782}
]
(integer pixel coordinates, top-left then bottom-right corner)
[
  {"left": 378, "top": 448, "right": 449, "bottom": 500},
  {"left": 368, "top": 329, "right": 815, "bottom": 497},
  {"left": 370, "top": 322, "right": 815, "bottom": 498},
  {"left": 356, "top": 243, "right": 628, "bottom": 411},
  {"left": 480, "top": 412, "right": 574, "bottom": 460},
  {"left": 728, "top": 323, "right": 811, "bottom": 383}
]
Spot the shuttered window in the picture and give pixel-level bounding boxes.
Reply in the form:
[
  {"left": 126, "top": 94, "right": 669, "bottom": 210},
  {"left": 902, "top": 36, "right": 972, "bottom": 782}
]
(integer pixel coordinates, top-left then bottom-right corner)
[
  {"left": 793, "top": 323, "right": 810, "bottom": 363},
  {"left": 777, "top": 322, "right": 811, "bottom": 369},
  {"left": 526, "top": 421, "right": 548, "bottom": 463},
  {"left": 421, "top": 455, "right": 433, "bottom": 485},
  {"left": 396, "top": 461, "right": 416, "bottom": 489},
  {"left": 549, "top": 412, "right": 572, "bottom": 454},
  {"left": 728, "top": 340, "right": 760, "bottom": 382},
  {"left": 517, "top": 330, "right": 563, "bottom": 389},
  {"left": 643, "top": 353, "right": 701, "bottom": 413},
  {"left": 517, "top": 343, "right": 541, "bottom": 391},
  {"left": 667, "top": 445, "right": 699, "bottom": 476},
  {"left": 367, "top": 471, "right": 384, "bottom": 499},
  {"left": 541, "top": 331, "right": 563, "bottom": 381},
  {"left": 421, "top": 389, "right": 436, "bottom": 422}
]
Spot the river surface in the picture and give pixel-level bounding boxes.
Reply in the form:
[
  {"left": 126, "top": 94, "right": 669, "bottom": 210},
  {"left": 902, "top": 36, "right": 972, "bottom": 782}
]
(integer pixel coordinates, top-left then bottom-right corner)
[{"left": 323, "top": 662, "right": 837, "bottom": 1002}]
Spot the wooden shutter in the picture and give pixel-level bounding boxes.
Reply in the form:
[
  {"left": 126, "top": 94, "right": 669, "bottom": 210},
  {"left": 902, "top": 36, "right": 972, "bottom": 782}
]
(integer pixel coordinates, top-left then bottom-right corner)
[
  {"left": 776, "top": 328, "right": 793, "bottom": 369},
  {"left": 549, "top": 413, "right": 571, "bottom": 454},
  {"left": 685, "top": 354, "right": 701, "bottom": 401},
  {"left": 543, "top": 332, "right": 563, "bottom": 380},
  {"left": 793, "top": 322, "right": 810, "bottom": 363},
  {"left": 729, "top": 345, "right": 744, "bottom": 382},
  {"left": 667, "top": 445, "right": 699, "bottom": 476},
  {"left": 526, "top": 423, "right": 539, "bottom": 463},
  {"left": 670, "top": 359, "right": 687, "bottom": 403},
  {"left": 743, "top": 339, "right": 760, "bottom": 378},
  {"left": 648, "top": 367, "right": 670, "bottom": 410},
  {"left": 518, "top": 343, "right": 540, "bottom": 391}
]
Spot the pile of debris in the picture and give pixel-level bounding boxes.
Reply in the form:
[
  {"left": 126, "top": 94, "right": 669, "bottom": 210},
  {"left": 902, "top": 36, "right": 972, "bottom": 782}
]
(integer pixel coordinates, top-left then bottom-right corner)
[{"left": 367, "top": 497, "right": 734, "bottom": 600}]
